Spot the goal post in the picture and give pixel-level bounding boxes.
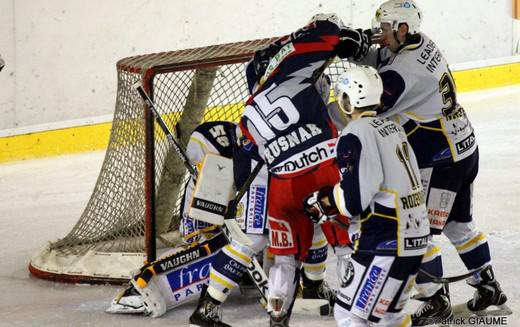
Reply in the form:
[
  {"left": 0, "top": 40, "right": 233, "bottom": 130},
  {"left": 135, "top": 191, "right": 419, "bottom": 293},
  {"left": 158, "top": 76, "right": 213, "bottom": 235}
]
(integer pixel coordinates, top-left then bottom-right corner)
[
  {"left": 28, "top": 37, "right": 351, "bottom": 284},
  {"left": 28, "top": 38, "right": 274, "bottom": 284}
]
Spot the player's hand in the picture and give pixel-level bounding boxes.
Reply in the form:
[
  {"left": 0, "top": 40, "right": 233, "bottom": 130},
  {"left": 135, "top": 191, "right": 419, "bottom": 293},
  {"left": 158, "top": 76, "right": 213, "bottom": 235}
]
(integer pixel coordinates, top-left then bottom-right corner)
[
  {"left": 303, "top": 191, "right": 329, "bottom": 224},
  {"left": 303, "top": 186, "right": 339, "bottom": 224},
  {"left": 337, "top": 28, "right": 372, "bottom": 60},
  {"left": 369, "top": 27, "right": 385, "bottom": 47}
]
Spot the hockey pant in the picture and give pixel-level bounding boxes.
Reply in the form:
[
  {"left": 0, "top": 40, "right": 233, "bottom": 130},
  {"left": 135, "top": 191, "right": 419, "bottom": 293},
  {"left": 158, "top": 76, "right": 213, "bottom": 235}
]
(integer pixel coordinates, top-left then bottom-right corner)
[
  {"left": 267, "top": 162, "right": 350, "bottom": 262},
  {"left": 416, "top": 149, "right": 492, "bottom": 296},
  {"left": 334, "top": 253, "right": 422, "bottom": 326}
]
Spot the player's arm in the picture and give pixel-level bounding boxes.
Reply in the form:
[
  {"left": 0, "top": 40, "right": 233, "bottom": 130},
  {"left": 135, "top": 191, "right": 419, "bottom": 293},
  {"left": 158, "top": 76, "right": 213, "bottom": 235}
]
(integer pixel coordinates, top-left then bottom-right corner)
[
  {"left": 304, "top": 129, "right": 383, "bottom": 222},
  {"left": 376, "top": 69, "right": 407, "bottom": 117},
  {"left": 332, "top": 131, "right": 383, "bottom": 217},
  {"left": 262, "top": 14, "right": 372, "bottom": 82}
]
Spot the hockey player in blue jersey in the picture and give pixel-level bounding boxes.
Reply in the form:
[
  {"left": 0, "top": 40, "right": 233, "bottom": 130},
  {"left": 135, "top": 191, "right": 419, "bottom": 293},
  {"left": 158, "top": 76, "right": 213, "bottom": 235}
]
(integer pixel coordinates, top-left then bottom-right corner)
[
  {"left": 240, "top": 13, "right": 372, "bottom": 327},
  {"left": 349, "top": 1, "right": 508, "bottom": 325},
  {"left": 304, "top": 65, "right": 429, "bottom": 327},
  {"left": 185, "top": 121, "right": 337, "bottom": 327}
]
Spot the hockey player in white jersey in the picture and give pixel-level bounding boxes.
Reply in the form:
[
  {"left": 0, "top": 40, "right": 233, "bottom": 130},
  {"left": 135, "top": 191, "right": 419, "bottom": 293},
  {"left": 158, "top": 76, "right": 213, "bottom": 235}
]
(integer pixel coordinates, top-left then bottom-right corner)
[
  {"left": 349, "top": 1, "right": 509, "bottom": 325},
  {"left": 304, "top": 65, "right": 430, "bottom": 327}
]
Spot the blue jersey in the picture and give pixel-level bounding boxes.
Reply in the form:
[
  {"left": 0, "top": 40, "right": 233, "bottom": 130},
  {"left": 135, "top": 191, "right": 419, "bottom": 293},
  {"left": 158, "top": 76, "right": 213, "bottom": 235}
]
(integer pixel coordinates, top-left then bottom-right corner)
[{"left": 240, "top": 20, "right": 342, "bottom": 177}]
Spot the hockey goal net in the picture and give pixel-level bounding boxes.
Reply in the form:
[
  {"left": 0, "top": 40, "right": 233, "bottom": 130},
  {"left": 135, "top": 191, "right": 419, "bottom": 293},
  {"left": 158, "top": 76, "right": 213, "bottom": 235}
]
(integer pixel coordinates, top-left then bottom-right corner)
[{"left": 28, "top": 38, "right": 351, "bottom": 284}]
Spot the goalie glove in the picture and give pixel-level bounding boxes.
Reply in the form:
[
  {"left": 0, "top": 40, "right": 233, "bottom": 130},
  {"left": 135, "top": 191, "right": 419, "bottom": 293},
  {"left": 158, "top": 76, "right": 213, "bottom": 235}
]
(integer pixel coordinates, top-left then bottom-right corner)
[
  {"left": 336, "top": 28, "right": 372, "bottom": 60},
  {"left": 303, "top": 186, "right": 339, "bottom": 225}
]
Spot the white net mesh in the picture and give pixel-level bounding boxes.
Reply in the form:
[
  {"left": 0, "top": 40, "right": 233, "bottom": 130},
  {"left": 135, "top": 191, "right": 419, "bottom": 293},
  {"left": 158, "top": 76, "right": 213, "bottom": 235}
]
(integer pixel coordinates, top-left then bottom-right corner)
[{"left": 29, "top": 38, "right": 352, "bottom": 283}]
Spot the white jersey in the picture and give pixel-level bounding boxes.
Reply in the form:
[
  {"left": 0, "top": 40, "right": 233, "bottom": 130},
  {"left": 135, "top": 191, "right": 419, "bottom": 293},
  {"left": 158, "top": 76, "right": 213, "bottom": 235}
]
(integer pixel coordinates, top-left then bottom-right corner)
[
  {"left": 332, "top": 115, "right": 429, "bottom": 257},
  {"left": 361, "top": 34, "right": 477, "bottom": 167}
]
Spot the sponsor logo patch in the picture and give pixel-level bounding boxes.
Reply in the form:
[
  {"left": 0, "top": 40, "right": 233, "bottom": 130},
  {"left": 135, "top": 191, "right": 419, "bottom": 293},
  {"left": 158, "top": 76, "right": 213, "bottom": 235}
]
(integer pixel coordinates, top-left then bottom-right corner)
[
  {"left": 433, "top": 147, "right": 452, "bottom": 162},
  {"left": 404, "top": 235, "right": 429, "bottom": 250},
  {"left": 263, "top": 42, "right": 296, "bottom": 80},
  {"left": 355, "top": 265, "right": 383, "bottom": 310},
  {"left": 192, "top": 198, "right": 226, "bottom": 215},
  {"left": 376, "top": 240, "right": 397, "bottom": 251},
  {"left": 269, "top": 218, "right": 294, "bottom": 248},
  {"left": 270, "top": 141, "right": 335, "bottom": 174},
  {"left": 247, "top": 185, "right": 267, "bottom": 230},
  {"left": 166, "top": 255, "right": 215, "bottom": 303},
  {"left": 455, "top": 132, "right": 475, "bottom": 154}
]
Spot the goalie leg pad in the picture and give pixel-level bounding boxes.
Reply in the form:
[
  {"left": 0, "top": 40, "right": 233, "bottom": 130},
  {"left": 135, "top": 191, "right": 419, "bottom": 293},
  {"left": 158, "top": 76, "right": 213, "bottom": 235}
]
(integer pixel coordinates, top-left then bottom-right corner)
[
  {"left": 109, "top": 232, "right": 228, "bottom": 317},
  {"left": 189, "top": 154, "right": 235, "bottom": 225},
  {"left": 105, "top": 284, "right": 148, "bottom": 315},
  {"left": 131, "top": 276, "right": 167, "bottom": 318}
]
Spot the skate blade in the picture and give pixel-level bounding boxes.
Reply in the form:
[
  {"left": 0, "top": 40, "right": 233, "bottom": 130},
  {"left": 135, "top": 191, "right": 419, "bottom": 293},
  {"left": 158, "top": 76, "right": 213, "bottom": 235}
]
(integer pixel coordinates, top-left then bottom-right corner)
[
  {"left": 473, "top": 303, "right": 513, "bottom": 316},
  {"left": 452, "top": 302, "right": 512, "bottom": 317}
]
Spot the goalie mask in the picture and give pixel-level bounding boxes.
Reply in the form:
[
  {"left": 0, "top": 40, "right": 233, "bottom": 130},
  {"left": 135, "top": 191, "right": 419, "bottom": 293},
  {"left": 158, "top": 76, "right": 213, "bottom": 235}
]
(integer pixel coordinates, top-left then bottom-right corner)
[
  {"left": 334, "top": 65, "right": 383, "bottom": 115},
  {"left": 373, "top": 0, "right": 422, "bottom": 35}
]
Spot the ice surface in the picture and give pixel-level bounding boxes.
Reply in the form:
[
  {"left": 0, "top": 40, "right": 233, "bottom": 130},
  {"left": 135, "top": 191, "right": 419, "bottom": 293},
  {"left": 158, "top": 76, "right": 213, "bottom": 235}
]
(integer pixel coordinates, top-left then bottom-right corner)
[{"left": 0, "top": 85, "right": 519, "bottom": 326}]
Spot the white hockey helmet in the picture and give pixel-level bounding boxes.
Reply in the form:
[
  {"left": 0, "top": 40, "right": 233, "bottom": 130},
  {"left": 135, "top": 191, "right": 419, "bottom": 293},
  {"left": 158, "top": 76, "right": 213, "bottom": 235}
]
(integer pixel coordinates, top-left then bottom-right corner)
[
  {"left": 373, "top": 0, "right": 422, "bottom": 35},
  {"left": 334, "top": 65, "right": 383, "bottom": 114},
  {"left": 308, "top": 13, "right": 346, "bottom": 29}
]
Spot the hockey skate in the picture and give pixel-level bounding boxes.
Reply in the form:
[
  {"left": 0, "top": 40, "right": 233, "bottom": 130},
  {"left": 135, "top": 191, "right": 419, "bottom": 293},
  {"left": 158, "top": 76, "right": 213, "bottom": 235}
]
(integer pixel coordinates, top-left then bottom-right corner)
[
  {"left": 411, "top": 284, "right": 453, "bottom": 326},
  {"left": 270, "top": 313, "right": 290, "bottom": 327},
  {"left": 464, "top": 266, "right": 511, "bottom": 316},
  {"left": 189, "top": 285, "right": 231, "bottom": 327},
  {"left": 301, "top": 270, "right": 336, "bottom": 308}
]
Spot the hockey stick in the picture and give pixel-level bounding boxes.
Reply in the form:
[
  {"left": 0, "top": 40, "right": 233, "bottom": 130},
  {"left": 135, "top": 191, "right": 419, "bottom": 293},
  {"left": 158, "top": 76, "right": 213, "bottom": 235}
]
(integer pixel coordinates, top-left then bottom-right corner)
[
  {"left": 417, "top": 265, "right": 487, "bottom": 284},
  {"left": 133, "top": 82, "right": 198, "bottom": 178},
  {"left": 351, "top": 246, "right": 486, "bottom": 284}
]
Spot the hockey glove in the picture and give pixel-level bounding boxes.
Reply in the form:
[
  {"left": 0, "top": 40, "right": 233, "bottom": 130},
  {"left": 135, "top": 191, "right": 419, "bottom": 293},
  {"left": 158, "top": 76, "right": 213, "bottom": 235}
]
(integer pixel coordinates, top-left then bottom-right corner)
[
  {"left": 252, "top": 42, "right": 281, "bottom": 84},
  {"left": 336, "top": 28, "right": 372, "bottom": 61},
  {"left": 303, "top": 186, "right": 339, "bottom": 224}
]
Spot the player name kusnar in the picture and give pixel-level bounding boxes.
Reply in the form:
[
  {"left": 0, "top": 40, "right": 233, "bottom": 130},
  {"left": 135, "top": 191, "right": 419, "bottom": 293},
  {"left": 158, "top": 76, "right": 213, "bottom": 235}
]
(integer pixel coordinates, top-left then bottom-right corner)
[{"left": 264, "top": 124, "right": 323, "bottom": 164}]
